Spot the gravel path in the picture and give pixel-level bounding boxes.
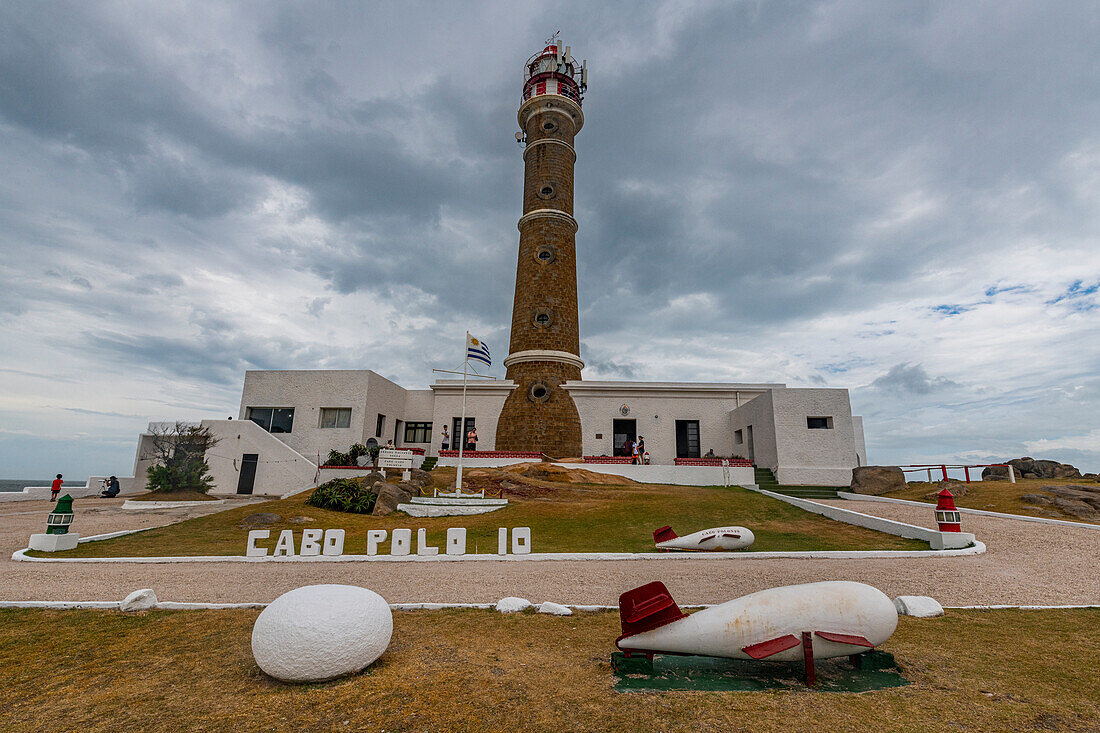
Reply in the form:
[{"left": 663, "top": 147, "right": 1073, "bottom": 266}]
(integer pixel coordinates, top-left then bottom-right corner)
[{"left": 2, "top": 496, "right": 1098, "bottom": 606}]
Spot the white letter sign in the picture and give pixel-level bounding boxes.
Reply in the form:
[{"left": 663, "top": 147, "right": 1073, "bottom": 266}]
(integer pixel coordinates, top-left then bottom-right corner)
[{"left": 246, "top": 529, "right": 270, "bottom": 557}]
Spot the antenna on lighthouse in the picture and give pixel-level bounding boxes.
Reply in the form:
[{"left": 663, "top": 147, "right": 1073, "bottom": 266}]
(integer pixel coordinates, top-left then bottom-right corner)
[{"left": 581, "top": 60, "right": 588, "bottom": 90}]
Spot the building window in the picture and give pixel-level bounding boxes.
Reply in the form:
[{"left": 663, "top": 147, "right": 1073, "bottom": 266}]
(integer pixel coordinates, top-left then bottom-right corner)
[
  {"left": 675, "top": 420, "right": 700, "bottom": 458},
  {"left": 404, "top": 422, "right": 432, "bottom": 443},
  {"left": 734, "top": 429, "right": 743, "bottom": 444},
  {"left": 247, "top": 407, "right": 294, "bottom": 433},
  {"left": 375, "top": 414, "right": 385, "bottom": 438},
  {"left": 807, "top": 417, "right": 833, "bottom": 429},
  {"left": 319, "top": 408, "right": 352, "bottom": 429}
]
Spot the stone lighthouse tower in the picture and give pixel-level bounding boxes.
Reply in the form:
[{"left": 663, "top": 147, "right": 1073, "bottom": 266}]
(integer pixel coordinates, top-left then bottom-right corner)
[{"left": 495, "top": 39, "right": 588, "bottom": 458}]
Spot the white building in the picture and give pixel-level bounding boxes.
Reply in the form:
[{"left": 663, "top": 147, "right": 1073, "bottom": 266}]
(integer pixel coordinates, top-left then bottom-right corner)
[{"left": 128, "top": 369, "right": 867, "bottom": 496}]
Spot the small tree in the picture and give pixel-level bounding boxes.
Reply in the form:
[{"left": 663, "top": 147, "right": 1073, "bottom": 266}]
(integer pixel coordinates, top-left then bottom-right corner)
[{"left": 142, "top": 422, "right": 220, "bottom": 493}]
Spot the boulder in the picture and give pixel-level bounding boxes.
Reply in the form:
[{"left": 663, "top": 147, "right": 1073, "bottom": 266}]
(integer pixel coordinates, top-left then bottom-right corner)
[
  {"left": 849, "top": 466, "right": 906, "bottom": 495},
  {"left": 372, "top": 482, "right": 413, "bottom": 516},
  {"left": 359, "top": 471, "right": 385, "bottom": 486},
  {"left": 537, "top": 602, "right": 573, "bottom": 616},
  {"left": 1021, "top": 494, "right": 1053, "bottom": 505},
  {"left": 923, "top": 481, "right": 968, "bottom": 501},
  {"left": 251, "top": 584, "right": 392, "bottom": 683},
  {"left": 1052, "top": 497, "right": 1098, "bottom": 520},
  {"left": 120, "top": 588, "right": 158, "bottom": 612},
  {"left": 405, "top": 468, "right": 433, "bottom": 490},
  {"left": 893, "top": 596, "right": 944, "bottom": 618},
  {"left": 496, "top": 597, "right": 532, "bottom": 613},
  {"left": 982, "top": 458, "right": 1081, "bottom": 481},
  {"left": 1082, "top": 473, "right": 1099, "bottom": 482}
]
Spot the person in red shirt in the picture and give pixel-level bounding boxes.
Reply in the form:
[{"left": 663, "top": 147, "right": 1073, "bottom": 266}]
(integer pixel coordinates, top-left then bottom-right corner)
[{"left": 50, "top": 474, "right": 63, "bottom": 501}]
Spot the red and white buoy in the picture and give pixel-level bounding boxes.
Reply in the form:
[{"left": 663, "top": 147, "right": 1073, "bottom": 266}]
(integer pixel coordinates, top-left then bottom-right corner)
[{"left": 935, "top": 488, "right": 962, "bottom": 532}]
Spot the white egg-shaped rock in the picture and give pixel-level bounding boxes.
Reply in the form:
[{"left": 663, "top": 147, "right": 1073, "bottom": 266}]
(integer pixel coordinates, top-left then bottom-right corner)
[{"left": 251, "top": 584, "right": 393, "bottom": 683}]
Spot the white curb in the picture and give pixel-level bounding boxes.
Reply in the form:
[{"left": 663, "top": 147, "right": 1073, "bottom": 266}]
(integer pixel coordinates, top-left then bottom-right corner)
[
  {"left": 11, "top": 542, "right": 987, "bottom": 563},
  {"left": 836, "top": 491, "right": 1100, "bottom": 531}
]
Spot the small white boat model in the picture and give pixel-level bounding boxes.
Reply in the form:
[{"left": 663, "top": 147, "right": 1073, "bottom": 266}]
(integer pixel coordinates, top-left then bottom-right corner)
[
  {"left": 616, "top": 580, "right": 899, "bottom": 685},
  {"left": 653, "top": 525, "right": 754, "bottom": 551}
]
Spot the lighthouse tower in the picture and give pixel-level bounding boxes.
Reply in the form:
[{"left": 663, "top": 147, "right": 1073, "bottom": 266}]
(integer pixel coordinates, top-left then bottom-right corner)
[{"left": 495, "top": 39, "right": 588, "bottom": 458}]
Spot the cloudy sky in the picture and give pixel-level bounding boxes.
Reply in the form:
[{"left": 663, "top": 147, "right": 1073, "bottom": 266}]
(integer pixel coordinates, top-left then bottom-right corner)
[{"left": 1, "top": 1, "right": 1098, "bottom": 479}]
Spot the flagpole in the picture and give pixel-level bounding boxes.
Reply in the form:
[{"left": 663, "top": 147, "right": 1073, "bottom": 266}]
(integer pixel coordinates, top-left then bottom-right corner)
[{"left": 457, "top": 331, "right": 469, "bottom": 490}]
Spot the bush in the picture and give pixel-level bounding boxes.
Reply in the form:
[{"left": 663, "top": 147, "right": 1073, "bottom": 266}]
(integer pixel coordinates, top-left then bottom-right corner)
[
  {"left": 143, "top": 422, "right": 218, "bottom": 493},
  {"left": 307, "top": 478, "right": 378, "bottom": 514},
  {"left": 322, "top": 443, "right": 380, "bottom": 467}
]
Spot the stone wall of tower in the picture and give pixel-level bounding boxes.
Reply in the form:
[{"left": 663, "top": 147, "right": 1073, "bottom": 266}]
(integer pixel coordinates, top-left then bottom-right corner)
[{"left": 496, "top": 99, "right": 585, "bottom": 458}]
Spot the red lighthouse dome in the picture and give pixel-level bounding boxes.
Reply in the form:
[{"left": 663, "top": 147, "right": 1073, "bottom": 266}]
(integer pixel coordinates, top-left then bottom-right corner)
[
  {"left": 522, "top": 37, "right": 587, "bottom": 106},
  {"left": 935, "top": 488, "right": 962, "bottom": 532}
]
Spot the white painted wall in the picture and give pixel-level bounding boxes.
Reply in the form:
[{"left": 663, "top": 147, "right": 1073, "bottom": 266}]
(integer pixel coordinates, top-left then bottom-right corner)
[
  {"left": 769, "top": 389, "right": 861, "bottom": 486},
  {"left": 429, "top": 380, "right": 515, "bottom": 454},
  {"left": 201, "top": 419, "right": 318, "bottom": 497},
  {"left": 853, "top": 415, "right": 867, "bottom": 466},
  {"left": 729, "top": 392, "right": 778, "bottom": 471},
  {"left": 239, "top": 370, "right": 373, "bottom": 462},
  {"left": 564, "top": 382, "right": 777, "bottom": 465}
]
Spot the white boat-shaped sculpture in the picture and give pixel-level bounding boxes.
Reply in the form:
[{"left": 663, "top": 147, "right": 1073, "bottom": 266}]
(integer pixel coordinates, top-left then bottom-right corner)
[
  {"left": 653, "top": 525, "right": 754, "bottom": 551},
  {"left": 616, "top": 580, "right": 898, "bottom": 684}
]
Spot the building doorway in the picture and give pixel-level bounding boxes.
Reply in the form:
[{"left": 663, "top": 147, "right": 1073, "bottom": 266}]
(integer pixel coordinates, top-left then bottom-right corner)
[
  {"left": 452, "top": 417, "right": 475, "bottom": 451},
  {"left": 393, "top": 419, "right": 403, "bottom": 446},
  {"left": 613, "top": 419, "right": 636, "bottom": 456},
  {"left": 745, "top": 425, "right": 754, "bottom": 462},
  {"left": 675, "top": 420, "right": 700, "bottom": 458},
  {"left": 236, "top": 453, "right": 258, "bottom": 494}
]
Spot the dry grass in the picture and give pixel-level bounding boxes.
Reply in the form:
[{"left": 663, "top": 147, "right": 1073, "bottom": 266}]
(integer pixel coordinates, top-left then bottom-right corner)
[
  {"left": 888, "top": 478, "right": 1100, "bottom": 525},
  {"left": 1, "top": 607, "right": 1097, "bottom": 732},
  {"left": 39, "top": 471, "right": 927, "bottom": 557}
]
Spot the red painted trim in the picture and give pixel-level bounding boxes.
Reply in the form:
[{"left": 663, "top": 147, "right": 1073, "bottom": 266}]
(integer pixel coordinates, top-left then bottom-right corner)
[
  {"left": 437, "top": 450, "right": 544, "bottom": 459},
  {"left": 583, "top": 456, "right": 635, "bottom": 464},
  {"left": 814, "top": 631, "right": 873, "bottom": 647},
  {"left": 802, "top": 631, "right": 816, "bottom": 686},
  {"left": 741, "top": 634, "right": 801, "bottom": 660},
  {"left": 674, "top": 458, "right": 753, "bottom": 466}
]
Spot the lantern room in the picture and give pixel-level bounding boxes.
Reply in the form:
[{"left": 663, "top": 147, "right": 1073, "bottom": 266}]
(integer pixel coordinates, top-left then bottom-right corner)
[{"left": 522, "top": 37, "right": 587, "bottom": 106}]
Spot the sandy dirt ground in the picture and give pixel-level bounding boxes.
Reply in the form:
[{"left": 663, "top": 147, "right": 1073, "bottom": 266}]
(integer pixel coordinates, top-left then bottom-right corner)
[{"left": 2, "top": 495, "right": 1098, "bottom": 606}]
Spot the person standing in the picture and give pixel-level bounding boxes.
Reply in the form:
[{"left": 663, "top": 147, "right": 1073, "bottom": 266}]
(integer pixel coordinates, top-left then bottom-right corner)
[
  {"left": 466, "top": 427, "right": 478, "bottom": 452},
  {"left": 440, "top": 426, "right": 450, "bottom": 452},
  {"left": 631, "top": 439, "right": 640, "bottom": 465},
  {"left": 50, "top": 474, "right": 63, "bottom": 501}
]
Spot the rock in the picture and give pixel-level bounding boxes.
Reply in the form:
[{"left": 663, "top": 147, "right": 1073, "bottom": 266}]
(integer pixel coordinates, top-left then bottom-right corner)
[
  {"left": 355, "top": 455, "right": 372, "bottom": 467},
  {"left": 923, "top": 481, "right": 969, "bottom": 501},
  {"left": 537, "top": 602, "right": 573, "bottom": 616},
  {"left": 120, "top": 588, "right": 158, "bottom": 612},
  {"left": 982, "top": 458, "right": 1082, "bottom": 481},
  {"left": 496, "top": 597, "right": 532, "bottom": 613},
  {"left": 1052, "top": 497, "right": 1099, "bottom": 520},
  {"left": 251, "top": 584, "right": 392, "bottom": 683},
  {"left": 372, "top": 482, "right": 413, "bottom": 516},
  {"left": 1021, "top": 494, "right": 1053, "bottom": 505},
  {"left": 240, "top": 512, "right": 282, "bottom": 527},
  {"left": 1082, "top": 473, "right": 1099, "bottom": 482},
  {"left": 849, "top": 466, "right": 906, "bottom": 495},
  {"left": 358, "top": 472, "right": 385, "bottom": 486},
  {"left": 288, "top": 516, "right": 316, "bottom": 524},
  {"left": 893, "top": 596, "right": 944, "bottom": 618},
  {"left": 405, "top": 468, "right": 433, "bottom": 490}
]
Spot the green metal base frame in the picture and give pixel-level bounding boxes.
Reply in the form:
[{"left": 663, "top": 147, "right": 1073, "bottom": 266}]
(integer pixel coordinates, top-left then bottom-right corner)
[{"left": 611, "top": 650, "right": 910, "bottom": 693}]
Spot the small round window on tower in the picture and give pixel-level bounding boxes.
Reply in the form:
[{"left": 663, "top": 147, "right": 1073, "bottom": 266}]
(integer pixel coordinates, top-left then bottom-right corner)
[
  {"left": 533, "top": 245, "right": 556, "bottom": 264},
  {"left": 536, "top": 181, "right": 556, "bottom": 201},
  {"left": 532, "top": 308, "right": 554, "bottom": 328},
  {"left": 528, "top": 380, "right": 552, "bottom": 403},
  {"left": 541, "top": 119, "right": 558, "bottom": 133}
]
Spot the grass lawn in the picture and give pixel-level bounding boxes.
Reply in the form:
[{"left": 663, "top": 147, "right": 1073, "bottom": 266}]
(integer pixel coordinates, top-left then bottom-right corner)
[
  {"left": 34, "top": 473, "right": 927, "bottom": 557},
  {"left": 1, "top": 607, "right": 1096, "bottom": 732},
  {"left": 887, "top": 478, "right": 1100, "bottom": 525}
]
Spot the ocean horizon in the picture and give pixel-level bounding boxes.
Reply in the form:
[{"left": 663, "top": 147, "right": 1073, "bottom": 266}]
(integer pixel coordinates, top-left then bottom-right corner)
[{"left": 0, "top": 479, "right": 88, "bottom": 493}]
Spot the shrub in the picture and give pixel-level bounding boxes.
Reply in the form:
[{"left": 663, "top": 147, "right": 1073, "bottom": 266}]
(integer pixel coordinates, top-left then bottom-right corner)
[
  {"left": 142, "top": 422, "right": 218, "bottom": 493},
  {"left": 322, "top": 443, "right": 380, "bottom": 467},
  {"left": 307, "top": 478, "right": 378, "bottom": 514}
]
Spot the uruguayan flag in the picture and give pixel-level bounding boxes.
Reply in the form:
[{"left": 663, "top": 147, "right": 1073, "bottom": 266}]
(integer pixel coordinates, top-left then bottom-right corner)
[{"left": 466, "top": 334, "right": 491, "bottom": 367}]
